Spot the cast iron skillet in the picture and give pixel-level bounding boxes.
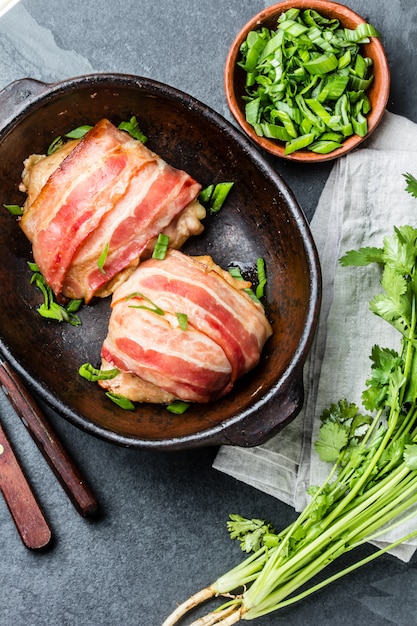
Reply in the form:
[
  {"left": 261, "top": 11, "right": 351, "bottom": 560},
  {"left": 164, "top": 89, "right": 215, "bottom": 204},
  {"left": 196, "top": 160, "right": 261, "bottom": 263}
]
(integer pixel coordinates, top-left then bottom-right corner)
[{"left": 0, "top": 73, "right": 321, "bottom": 450}]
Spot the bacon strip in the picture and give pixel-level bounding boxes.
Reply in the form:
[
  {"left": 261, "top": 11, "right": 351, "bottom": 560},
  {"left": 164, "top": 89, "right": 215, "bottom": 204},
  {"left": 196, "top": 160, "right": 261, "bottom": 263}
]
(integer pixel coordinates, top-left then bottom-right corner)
[
  {"left": 100, "top": 250, "right": 273, "bottom": 403},
  {"left": 20, "top": 119, "right": 202, "bottom": 302}
]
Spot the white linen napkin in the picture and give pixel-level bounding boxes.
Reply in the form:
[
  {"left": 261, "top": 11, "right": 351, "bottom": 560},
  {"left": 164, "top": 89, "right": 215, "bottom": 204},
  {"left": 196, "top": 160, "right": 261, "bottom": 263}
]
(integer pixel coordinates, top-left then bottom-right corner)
[{"left": 213, "top": 111, "right": 417, "bottom": 562}]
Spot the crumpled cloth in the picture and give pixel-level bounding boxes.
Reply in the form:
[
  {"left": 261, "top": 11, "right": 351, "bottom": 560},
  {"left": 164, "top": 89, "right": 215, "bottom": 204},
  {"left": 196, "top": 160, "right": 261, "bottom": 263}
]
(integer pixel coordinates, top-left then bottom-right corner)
[{"left": 214, "top": 111, "right": 417, "bottom": 562}]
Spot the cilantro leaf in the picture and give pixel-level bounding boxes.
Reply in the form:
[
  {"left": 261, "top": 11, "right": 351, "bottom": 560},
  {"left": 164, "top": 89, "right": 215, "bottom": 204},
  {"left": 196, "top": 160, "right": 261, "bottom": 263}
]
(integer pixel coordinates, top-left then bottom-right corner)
[
  {"left": 382, "top": 229, "right": 417, "bottom": 275},
  {"left": 339, "top": 246, "right": 383, "bottom": 267},
  {"left": 404, "top": 444, "right": 417, "bottom": 470},
  {"left": 314, "top": 421, "right": 349, "bottom": 463},
  {"left": 403, "top": 172, "right": 417, "bottom": 198},
  {"left": 227, "top": 514, "right": 274, "bottom": 553}
]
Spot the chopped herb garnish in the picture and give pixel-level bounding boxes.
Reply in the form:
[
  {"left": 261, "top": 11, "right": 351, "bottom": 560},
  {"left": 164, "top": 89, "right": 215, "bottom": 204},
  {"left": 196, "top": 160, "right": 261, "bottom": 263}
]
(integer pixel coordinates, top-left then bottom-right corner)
[
  {"left": 105, "top": 392, "right": 136, "bottom": 410},
  {"left": 64, "top": 125, "right": 93, "bottom": 139},
  {"left": 199, "top": 182, "right": 234, "bottom": 214},
  {"left": 79, "top": 363, "right": 119, "bottom": 382},
  {"left": 152, "top": 233, "right": 170, "bottom": 260},
  {"left": 209, "top": 182, "right": 234, "bottom": 214},
  {"left": 237, "top": 8, "right": 380, "bottom": 155},
  {"left": 118, "top": 116, "right": 147, "bottom": 143},
  {"left": 3, "top": 204, "right": 23, "bottom": 216},
  {"left": 255, "top": 257, "right": 267, "bottom": 299},
  {"left": 47, "top": 136, "right": 64, "bottom": 155},
  {"left": 29, "top": 262, "right": 82, "bottom": 325},
  {"left": 198, "top": 184, "right": 214, "bottom": 205},
  {"left": 97, "top": 242, "right": 110, "bottom": 274},
  {"left": 175, "top": 312, "right": 188, "bottom": 330},
  {"left": 46, "top": 116, "right": 146, "bottom": 157},
  {"left": 228, "top": 265, "right": 263, "bottom": 305},
  {"left": 126, "top": 292, "right": 165, "bottom": 316},
  {"left": 167, "top": 400, "right": 190, "bottom": 414}
]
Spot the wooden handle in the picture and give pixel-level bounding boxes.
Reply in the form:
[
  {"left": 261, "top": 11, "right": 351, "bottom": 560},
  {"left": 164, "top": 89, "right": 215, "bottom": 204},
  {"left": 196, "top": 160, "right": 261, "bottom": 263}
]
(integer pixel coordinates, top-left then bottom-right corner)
[
  {"left": 0, "top": 361, "right": 99, "bottom": 518},
  {"left": 0, "top": 420, "right": 52, "bottom": 549}
]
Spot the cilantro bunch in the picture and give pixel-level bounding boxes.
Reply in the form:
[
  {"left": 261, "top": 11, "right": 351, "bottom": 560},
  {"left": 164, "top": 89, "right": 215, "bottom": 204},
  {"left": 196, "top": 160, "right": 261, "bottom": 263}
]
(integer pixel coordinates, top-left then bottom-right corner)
[{"left": 163, "top": 176, "right": 417, "bottom": 625}]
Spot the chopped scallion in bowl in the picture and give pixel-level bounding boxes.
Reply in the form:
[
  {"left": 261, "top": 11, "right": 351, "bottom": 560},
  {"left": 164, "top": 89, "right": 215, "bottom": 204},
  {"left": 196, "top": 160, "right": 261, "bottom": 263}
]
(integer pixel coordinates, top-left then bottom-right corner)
[{"left": 225, "top": 0, "right": 390, "bottom": 162}]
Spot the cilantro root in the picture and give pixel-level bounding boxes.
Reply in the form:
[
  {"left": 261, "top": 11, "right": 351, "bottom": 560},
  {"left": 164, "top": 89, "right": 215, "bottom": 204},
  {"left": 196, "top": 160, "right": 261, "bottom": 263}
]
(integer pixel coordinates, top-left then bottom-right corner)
[{"left": 163, "top": 196, "right": 417, "bottom": 624}]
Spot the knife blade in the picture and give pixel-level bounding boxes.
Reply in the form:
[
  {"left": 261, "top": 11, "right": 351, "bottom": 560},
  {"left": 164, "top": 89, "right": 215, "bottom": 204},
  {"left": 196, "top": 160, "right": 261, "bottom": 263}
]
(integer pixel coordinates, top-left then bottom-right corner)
[
  {"left": 0, "top": 360, "right": 99, "bottom": 518},
  {"left": 0, "top": 419, "right": 52, "bottom": 549}
]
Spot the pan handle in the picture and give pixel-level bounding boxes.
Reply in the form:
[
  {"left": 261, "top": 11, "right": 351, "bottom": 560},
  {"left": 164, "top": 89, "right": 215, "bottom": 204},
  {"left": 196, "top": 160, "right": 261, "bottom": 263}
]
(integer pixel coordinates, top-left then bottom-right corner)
[
  {"left": 0, "top": 78, "right": 48, "bottom": 130},
  {"left": 214, "top": 371, "right": 305, "bottom": 448}
]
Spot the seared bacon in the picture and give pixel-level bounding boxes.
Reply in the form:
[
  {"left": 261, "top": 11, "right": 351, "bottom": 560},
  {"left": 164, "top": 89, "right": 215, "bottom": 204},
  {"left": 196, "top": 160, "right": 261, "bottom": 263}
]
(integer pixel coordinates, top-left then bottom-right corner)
[
  {"left": 19, "top": 119, "right": 204, "bottom": 302},
  {"left": 99, "top": 250, "right": 273, "bottom": 403}
]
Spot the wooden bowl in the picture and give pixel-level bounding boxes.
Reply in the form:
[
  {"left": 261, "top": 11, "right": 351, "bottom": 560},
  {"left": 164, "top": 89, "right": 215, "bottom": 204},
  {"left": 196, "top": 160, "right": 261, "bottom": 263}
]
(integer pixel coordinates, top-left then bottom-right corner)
[
  {"left": 224, "top": 0, "right": 390, "bottom": 162},
  {"left": 0, "top": 73, "right": 321, "bottom": 449}
]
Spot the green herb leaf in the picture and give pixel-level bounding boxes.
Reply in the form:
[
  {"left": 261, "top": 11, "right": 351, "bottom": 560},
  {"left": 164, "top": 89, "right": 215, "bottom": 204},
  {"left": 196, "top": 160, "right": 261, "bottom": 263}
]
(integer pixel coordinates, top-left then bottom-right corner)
[
  {"left": 175, "top": 312, "right": 188, "bottom": 330},
  {"left": 64, "top": 125, "right": 93, "bottom": 139},
  {"left": 3, "top": 204, "right": 23, "bottom": 216},
  {"left": 314, "top": 421, "right": 349, "bottom": 462},
  {"left": 404, "top": 444, "right": 417, "bottom": 470},
  {"left": 47, "top": 136, "right": 64, "bottom": 155},
  {"left": 166, "top": 400, "right": 190, "bottom": 414},
  {"left": 97, "top": 242, "right": 109, "bottom": 275},
  {"left": 126, "top": 292, "right": 165, "bottom": 316},
  {"left": 105, "top": 392, "right": 136, "bottom": 410},
  {"left": 79, "top": 363, "right": 119, "bottom": 382},
  {"left": 227, "top": 514, "right": 275, "bottom": 553},
  {"left": 404, "top": 172, "right": 417, "bottom": 198},
  {"left": 228, "top": 265, "right": 263, "bottom": 306},
  {"left": 199, "top": 182, "right": 234, "bottom": 214},
  {"left": 255, "top": 257, "right": 267, "bottom": 299},
  {"left": 152, "top": 233, "right": 170, "bottom": 260},
  {"left": 117, "top": 116, "right": 147, "bottom": 143},
  {"left": 28, "top": 262, "right": 82, "bottom": 326},
  {"left": 339, "top": 246, "right": 383, "bottom": 266}
]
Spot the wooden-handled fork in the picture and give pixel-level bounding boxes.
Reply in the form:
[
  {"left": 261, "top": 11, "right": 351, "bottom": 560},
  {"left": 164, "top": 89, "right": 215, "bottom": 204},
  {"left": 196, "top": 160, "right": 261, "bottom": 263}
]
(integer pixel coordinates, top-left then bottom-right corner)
[
  {"left": 0, "top": 418, "right": 52, "bottom": 549},
  {"left": 0, "top": 360, "right": 99, "bottom": 548}
]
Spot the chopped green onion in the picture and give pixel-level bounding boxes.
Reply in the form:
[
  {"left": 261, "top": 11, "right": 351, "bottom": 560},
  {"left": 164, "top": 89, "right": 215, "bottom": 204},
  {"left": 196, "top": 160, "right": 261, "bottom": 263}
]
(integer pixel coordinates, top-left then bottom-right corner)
[
  {"left": 105, "top": 392, "right": 136, "bottom": 410},
  {"left": 3, "top": 204, "right": 23, "bottom": 216},
  {"left": 238, "top": 8, "right": 380, "bottom": 155},
  {"left": 47, "top": 136, "right": 64, "bottom": 155},
  {"left": 97, "top": 242, "right": 109, "bottom": 275},
  {"left": 28, "top": 262, "right": 82, "bottom": 326},
  {"left": 228, "top": 265, "right": 263, "bottom": 305},
  {"left": 126, "top": 292, "right": 165, "bottom": 316},
  {"left": 303, "top": 52, "right": 339, "bottom": 75},
  {"left": 79, "top": 363, "right": 119, "bottom": 382},
  {"left": 175, "top": 312, "right": 188, "bottom": 330},
  {"left": 284, "top": 132, "right": 316, "bottom": 155},
  {"left": 343, "top": 22, "right": 380, "bottom": 42},
  {"left": 198, "top": 184, "right": 214, "bottom": 205},
  {"left": 255, "top": 258, "right": 267, "bottom": 299},
  {"left": 46, "top": 116, "right": 147, "bottom": 158},
  {"left": 308, "top": 139, "right": 343, "bottom": 154},
  {"left": 199, "top": 182, "right": 234, "bottom": 214},
  {"left": 118, "top": 116, "right": 147, "bottom": 143},
  {"left": 152, "top": 233, "right": 170, "bottom": 260},
  {"left": 167, "top": 400, "right": 190, "bottom": 414},
  {"left": 64, "top": 125, "right": 93, "bottom": 139},
  {"left": 210, "top": 182, "right": 234, "bottom": 213}
]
